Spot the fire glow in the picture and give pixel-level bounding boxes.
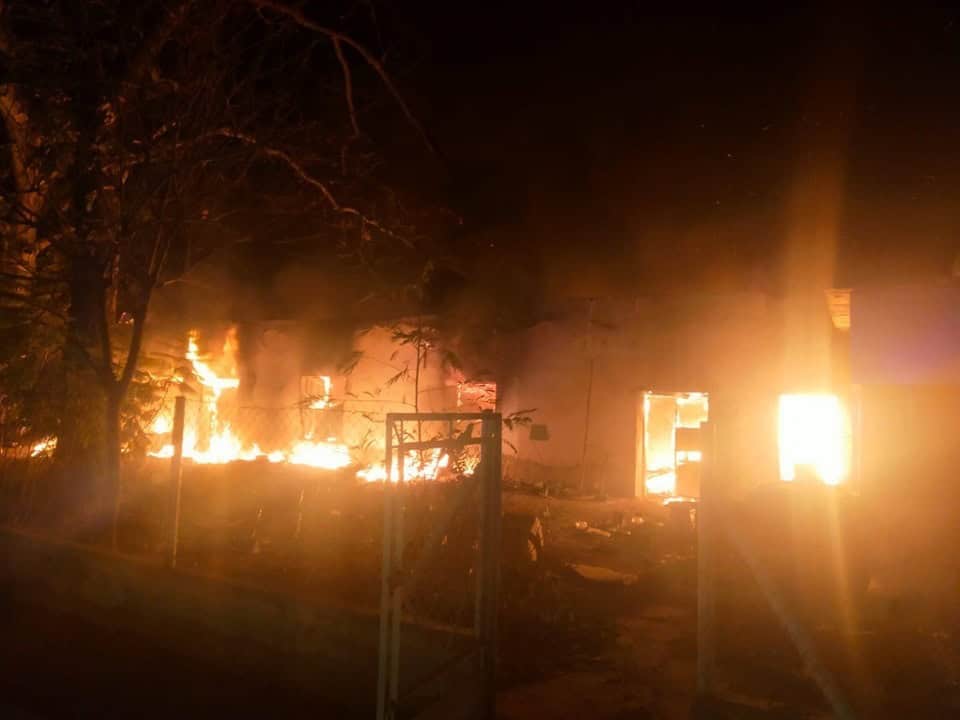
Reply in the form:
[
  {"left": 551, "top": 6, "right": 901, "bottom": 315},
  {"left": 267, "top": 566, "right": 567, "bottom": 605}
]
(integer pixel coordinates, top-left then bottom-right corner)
[
  {"left": 30, "top": 437, "right": 57, "bottom": 458},
  {"left": 778, "top": 393, "right": 850, "bottom": 486},
  {"left": 308, "top": 376, "right": 333, "bottom": 409},
  {"left": 357, "top": 449, "right": 450, "bottom": 483},
  {"left": 147, "top": 329, "right": 454, "bottom": 481},
  {"left": 642, "top": 391, "right": 709, "bottom": 496}
]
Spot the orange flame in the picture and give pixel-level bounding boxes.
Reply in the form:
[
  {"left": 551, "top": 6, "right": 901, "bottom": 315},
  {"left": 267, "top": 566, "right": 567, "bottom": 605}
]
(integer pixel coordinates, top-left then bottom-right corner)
[
  {"left": 357, "top": 449, "right": 451, "bottom": 483},
  {"left": 308, "top": 376, "right": 333, "bottom": 409},
  {"left": 149, "top": 330, "right": 356, "bottom": 470},
  {"left": 30, "top": 437, "right": 57, "bottom": 458},
  {"left": 148, "top": 329, "right": 454, "bottom": 479},
  {"left": 778, "top": 393, "right": 850, "bottom": 486}
]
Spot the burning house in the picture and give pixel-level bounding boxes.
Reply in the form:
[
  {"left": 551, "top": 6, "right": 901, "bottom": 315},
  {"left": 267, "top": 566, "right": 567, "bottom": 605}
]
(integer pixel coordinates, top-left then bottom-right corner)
[
  {"left": 139, "top": 280, "right": 958, "bottom": 507},
  {"left": 142, "top": 319, "right": 493, "bottom": 483}
]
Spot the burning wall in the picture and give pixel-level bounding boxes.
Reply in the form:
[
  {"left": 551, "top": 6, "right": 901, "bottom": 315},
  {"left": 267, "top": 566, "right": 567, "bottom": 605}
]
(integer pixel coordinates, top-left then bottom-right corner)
[{"left": 146, "top": 321, "right": 490, "bottom": 482}]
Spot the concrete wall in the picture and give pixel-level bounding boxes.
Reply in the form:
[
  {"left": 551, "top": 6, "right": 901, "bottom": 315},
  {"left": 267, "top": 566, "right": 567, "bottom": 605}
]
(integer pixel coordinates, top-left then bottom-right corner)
[
  {"left": 498, "top": 294, "right": 788, "bottom": 496},
  {"left": 340, "top": 323, "right": 461, "bottom": 464}
]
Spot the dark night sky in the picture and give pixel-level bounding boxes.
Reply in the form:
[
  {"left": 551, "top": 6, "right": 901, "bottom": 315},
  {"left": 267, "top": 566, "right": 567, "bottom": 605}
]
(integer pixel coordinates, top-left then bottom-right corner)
[{"left": 389, "top": 3, "right": 960, "bottom": 296}]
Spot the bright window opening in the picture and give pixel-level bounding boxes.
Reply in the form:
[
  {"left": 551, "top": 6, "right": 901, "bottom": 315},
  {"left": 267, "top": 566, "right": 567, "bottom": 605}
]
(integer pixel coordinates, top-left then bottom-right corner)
[
  {"left": 641, "top": 391, "right": 709, "bottom": 496},
  {"left": 778, "top": 393, "right": 851, "bottom": 486}
]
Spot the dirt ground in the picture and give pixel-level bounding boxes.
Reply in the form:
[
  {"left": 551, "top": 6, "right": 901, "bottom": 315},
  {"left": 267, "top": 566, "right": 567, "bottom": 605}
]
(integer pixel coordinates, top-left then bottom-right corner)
[
  {"left": 498, "top": 488, "right": 960, "bottom": 719},
  {"left": 496, "top": 491, "right": 699, "bottom": 719},
  {"left": 4, "top": 478, "right": 960, "bottom": 718}
]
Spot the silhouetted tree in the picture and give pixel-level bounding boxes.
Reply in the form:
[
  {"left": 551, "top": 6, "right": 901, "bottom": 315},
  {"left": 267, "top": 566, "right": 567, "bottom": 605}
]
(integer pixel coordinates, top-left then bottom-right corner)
[{"left": 0, "top": 0, "right": 440, "bottom": 543}]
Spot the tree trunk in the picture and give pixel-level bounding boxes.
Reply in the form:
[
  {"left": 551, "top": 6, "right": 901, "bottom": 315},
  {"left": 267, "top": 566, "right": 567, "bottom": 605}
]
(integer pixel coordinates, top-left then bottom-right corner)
[
  {"left": 105, "top": 389, "right": 121, "bottom": 550},
  {"left": 57, "top": 254, "right": 107, "bottom": 537}
]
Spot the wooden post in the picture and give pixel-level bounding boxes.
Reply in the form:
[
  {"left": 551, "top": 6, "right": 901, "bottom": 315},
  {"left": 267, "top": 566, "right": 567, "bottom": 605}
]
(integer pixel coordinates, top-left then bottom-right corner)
[
  {"left": 479, "top": 413, "right": 502, "bottom": 720},
  {"left": 696, "top": 420, "right": 716, "bottom": 698},
  {"left": 376, "top": 416, "right": 395, "bottom": 720},
  {"left": 389, "top": 431, "right": 406, "bottom": 713},
  {"left": 166, "top": 396, "right": 186, "bottom": 569}
]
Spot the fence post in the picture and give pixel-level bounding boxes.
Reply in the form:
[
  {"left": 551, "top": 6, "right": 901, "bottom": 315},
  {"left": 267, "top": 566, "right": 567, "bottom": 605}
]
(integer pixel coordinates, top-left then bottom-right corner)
[
  {"left": 166, "top": 396, "right": 186, "bottom": 569},
  {"left": 388, "top": 427, "right": 406, "bottom": 712},
  {"left": 696, "top": 420, "right": 716, "bottom": 698},
  {"left": 478, "top": 413, "right": 502, "bottom": 720},
  {"left": 376, "top": 415, "right": 395, "bottom": 720}
]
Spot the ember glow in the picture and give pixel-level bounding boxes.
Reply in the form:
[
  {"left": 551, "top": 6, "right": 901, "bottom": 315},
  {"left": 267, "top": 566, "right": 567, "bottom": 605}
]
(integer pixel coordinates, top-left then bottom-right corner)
[
  {"left": 287, "top": 437, "right": 351, "bottom": 468},
  {"left": 778, "top": 393, "right": 850, "bottom": 485},
  {"left": 308, "top": 376, "right": 333, "bottom": 409},
  {"left": 30, "top": 437, "right": 57, "bottom": 458},
  {"left": 357, "top": 448, "right": 450, "bottom": 483}
]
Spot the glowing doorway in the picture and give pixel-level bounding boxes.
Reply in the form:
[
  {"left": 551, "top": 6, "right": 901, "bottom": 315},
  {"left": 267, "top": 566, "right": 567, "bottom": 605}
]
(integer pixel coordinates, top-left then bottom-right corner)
[{"left": 640, "top": 391, "right": 709, "bottom": 497}]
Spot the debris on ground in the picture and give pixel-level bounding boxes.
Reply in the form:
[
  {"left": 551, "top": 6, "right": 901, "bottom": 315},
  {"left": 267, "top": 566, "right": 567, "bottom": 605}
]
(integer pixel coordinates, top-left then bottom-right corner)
[
  {"left": 574, "top": 520, "right": 613, "bottom": 537},
  {"left": 503, "top": 512, "right": 545, "bottom": 564},
  {"left": 570, "top": 564, "right": 639, "bottom": 585}
]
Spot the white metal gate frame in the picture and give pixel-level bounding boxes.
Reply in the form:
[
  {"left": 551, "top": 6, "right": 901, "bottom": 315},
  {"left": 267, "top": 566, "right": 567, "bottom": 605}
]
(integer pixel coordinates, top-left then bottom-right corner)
[{"left": 376, "top": 412, "right": 502, "bottom": 720}]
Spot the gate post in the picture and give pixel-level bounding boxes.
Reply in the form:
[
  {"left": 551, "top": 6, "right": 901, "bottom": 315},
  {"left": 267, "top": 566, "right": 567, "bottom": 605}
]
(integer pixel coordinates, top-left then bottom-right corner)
[
  {"left": 376, "top": 415, "right": 396, "bottom": 720},
  {"left": 376, "top": 413, "right": 503, "bottom": 720}
]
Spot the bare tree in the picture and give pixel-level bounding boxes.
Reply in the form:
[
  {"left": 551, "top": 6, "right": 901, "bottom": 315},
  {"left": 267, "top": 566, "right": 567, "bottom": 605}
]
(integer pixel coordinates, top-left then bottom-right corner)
[{"left": 0, "top": 1, "right": 439, "bottom": 544}]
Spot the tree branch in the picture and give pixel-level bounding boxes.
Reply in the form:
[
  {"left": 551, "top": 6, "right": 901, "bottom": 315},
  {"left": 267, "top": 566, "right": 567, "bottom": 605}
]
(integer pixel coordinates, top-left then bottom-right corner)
[
  {"left": 121, "top": 0, "right": 193, "bottom": 94},
  {"left": 250, "top": 0, "right": 441, "bottom": 161},
  {"left": 209, "top": 127, "right": 412, "bottom": 245},
  {"left": 0, "top": 85, "right": 44, "bottom": 236},
  {"left": 333, "top": 35, "right": 360, "bottom": 176},
  {"left": 333, "top": 37, "right": 361, "bottom": 141},
  {"left": 0, "top": 0, "right": 13, "bottom": 57}
]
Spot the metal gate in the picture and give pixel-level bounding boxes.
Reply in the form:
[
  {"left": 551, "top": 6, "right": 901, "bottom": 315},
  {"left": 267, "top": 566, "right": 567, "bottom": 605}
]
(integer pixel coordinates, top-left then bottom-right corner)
[{"left": 376, "top": 412, "right": 502, "bottom": 720}]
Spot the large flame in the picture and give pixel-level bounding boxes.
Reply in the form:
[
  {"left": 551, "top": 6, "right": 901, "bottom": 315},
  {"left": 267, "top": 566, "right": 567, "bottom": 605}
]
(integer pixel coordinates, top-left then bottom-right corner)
[
  {"left": 150, "top": 414, "right": 171, "bottom": 435},
  {"left": 149, "top": 330, "right": 353, "bottom": 471},
  {"left": 147, "top": 329, "right": 453, "bottom": 481},
  {"left": 308, "top": 376, "right": 333, "bottom": 409},
  {"left": 778, "top": 393, "right": 850, "bottom": 486},
  {"left": 186, "top": 330, "right": 239, "bottom": 397},
  {"left": 30, "top": 437, "right": 57, "bottom": 458},
  {"left": 357, "top": 449, "right": 451, "bottom": 483}
]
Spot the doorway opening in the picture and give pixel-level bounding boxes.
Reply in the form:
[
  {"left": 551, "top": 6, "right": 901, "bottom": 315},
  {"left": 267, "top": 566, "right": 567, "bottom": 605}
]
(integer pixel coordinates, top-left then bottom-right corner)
[{"left": 639, "top": 391, "right": 709, "bottom": 497}]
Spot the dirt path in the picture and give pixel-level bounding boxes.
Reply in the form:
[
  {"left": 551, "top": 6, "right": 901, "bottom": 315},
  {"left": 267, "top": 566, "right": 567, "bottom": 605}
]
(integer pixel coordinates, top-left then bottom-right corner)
[{"left": 499, "top": 602, "right": 696, "bottom": 720}]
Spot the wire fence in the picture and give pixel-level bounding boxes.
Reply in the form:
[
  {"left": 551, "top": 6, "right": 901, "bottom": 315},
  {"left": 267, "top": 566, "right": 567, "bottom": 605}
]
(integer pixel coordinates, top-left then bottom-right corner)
[
  {"left": 148, "top": 398, "right": 348, "bottom": 454},
  {"left": 145, "top": 389, "right": 495, "bottom": 471}
]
